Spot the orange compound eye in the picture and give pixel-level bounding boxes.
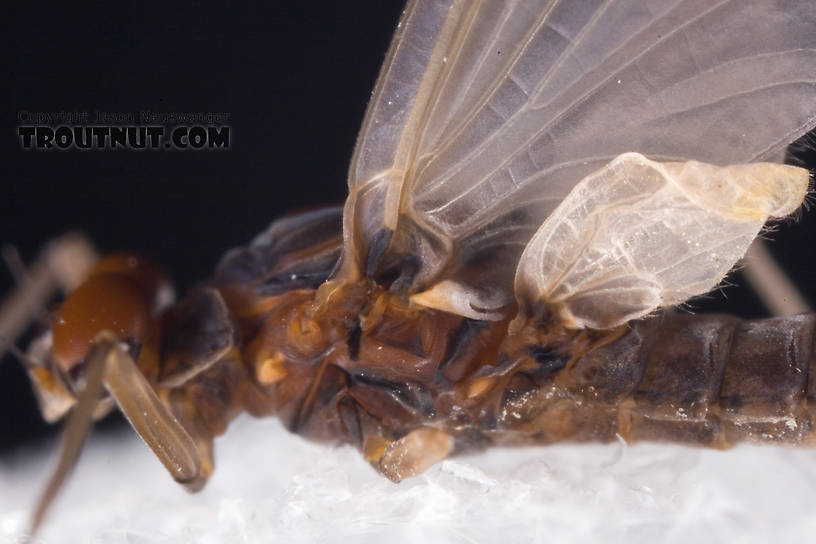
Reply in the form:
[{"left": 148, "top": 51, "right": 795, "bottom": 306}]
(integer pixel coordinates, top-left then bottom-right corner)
[
  {"left": 51, "top": 274, "right": 151, "bottom": 375},
  {"left": 87, "top": 252, "right": 174, "bottom": 314}
]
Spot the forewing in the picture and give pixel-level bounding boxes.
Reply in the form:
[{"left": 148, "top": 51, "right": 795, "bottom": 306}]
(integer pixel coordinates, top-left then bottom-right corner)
[{"left": 343, "top": 0, "right": 816, "bottom": 318}]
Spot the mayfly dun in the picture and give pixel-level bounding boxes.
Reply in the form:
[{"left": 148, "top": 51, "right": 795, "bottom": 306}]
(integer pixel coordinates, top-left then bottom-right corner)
[{"left": 3, "top": 0, "right": 816, "bottom": 538}]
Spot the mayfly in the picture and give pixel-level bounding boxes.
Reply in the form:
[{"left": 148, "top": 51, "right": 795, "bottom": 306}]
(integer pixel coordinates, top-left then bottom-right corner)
[{"left": 4, "top": 0, "right": 816, "bottom": 534}]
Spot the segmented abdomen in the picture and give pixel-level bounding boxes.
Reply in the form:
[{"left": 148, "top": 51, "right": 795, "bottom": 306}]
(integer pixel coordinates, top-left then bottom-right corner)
[{"left": 498, "top": 313, "right": 816, "bottom": 448}]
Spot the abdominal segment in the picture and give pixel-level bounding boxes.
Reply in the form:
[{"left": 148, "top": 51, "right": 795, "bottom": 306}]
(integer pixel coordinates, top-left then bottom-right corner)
[{"left": 483, "top": 313, "right": 816, "bottom": 449}]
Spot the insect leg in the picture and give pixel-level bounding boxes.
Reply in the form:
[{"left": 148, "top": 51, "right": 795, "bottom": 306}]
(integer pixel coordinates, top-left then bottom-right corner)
[
  {"left": 2, "top": 244, "right": 30, "bottom": 288},
  {"left": 100, "top": 332, "right": 202, "bottom": 486},
  {"left": 30, "top": 331, "right": 204, "bottom": 534},
  {"left": 161, "top": 388, "right": 216, "bottom": 492},
  {"left": 29, "top": 330, "right": 109, "bottom": 535},
  {"left": 743, "top": 239, "right": 812, "bottom": 316},
  {"left": 369, "top": 427, "right": 454, "bottom": 482},
  {"left": 0, "top": 232, "right": 97, "bottom": 361}
]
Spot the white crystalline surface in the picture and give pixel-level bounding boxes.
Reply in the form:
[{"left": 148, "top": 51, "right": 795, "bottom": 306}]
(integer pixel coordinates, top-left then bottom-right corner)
[{"left": 3, "top": 416, "right": 816, "bottom": 543}]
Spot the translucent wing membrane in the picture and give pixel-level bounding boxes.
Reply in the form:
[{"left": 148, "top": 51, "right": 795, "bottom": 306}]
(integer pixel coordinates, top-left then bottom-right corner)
[
  {"left": 514, "top": 154, "right": 809, "bottom": 329},
  {"left": 342, "top": 0, "right": 816, "bottom": 319}
]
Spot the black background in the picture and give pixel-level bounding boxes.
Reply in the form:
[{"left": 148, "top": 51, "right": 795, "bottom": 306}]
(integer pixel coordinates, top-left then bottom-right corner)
[{"left": 2, "top": 2, "right": 815, "bottom": 453}]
